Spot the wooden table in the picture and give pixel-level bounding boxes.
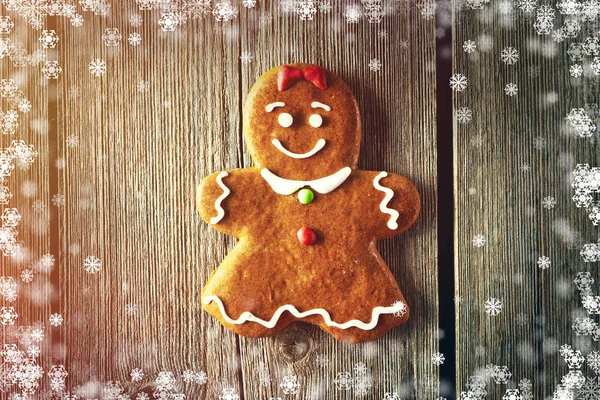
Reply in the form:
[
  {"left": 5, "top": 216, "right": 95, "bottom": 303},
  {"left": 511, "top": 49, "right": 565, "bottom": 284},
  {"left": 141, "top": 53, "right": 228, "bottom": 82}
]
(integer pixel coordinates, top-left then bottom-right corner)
[{"left": 2, "top": 1, "right": 595, "bottom": 399}]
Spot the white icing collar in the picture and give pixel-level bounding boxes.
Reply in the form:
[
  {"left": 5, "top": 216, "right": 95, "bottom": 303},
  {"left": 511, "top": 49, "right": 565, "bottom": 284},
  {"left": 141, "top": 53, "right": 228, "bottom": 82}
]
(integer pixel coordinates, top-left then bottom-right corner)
[{"left": 260, "top": 167, "right": 352, "bottom": 195}]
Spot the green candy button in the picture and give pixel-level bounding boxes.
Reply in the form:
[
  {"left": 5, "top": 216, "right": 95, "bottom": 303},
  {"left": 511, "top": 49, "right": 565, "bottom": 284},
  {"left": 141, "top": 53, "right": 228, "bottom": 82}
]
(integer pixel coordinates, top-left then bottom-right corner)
[{"left": 298, "top": 188, "right": 314, "bottom": 204}]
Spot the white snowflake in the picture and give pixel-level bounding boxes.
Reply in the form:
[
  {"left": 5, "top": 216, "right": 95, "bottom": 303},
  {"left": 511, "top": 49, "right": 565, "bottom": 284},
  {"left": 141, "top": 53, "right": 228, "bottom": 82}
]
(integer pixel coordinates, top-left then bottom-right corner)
[
  {"left": 432, "top": 352, "right": 445, "bottom": 365},
  {"left": 159, "top": 13, "right": 179, "bottom": 31},
  {"left": 212, "top": 3, "right": 238, "bottom": 21},
  {"left": 21, "top": 269, "right": 34, "bottom": 282},
  {"left": 2, "top": 208, "right": 21, "bottom": 227},
  {"left": 501, "top": 47, "right": 519, "bottom": 64},
  {"left": 517, "top": 0, "right": 537, "bottom": 13},
  {"left": 492, "top": 365, "right": 512, "bottom": 384},
  {"left": 49, "top": 313, "right": 63, "bottom": 326},
  {"left": 218, "top": 388, "right": 240, "bottom": 400},
  {"left": 456, "top": 107, "right": 472, "bottom": 123},
  {"left": 353, "top": 373, "right": 372, "bottom": 395},
  {"left": 533, "top": 18, "right": 553, "bottom": 35},
  {"left": 333, "top": 372, "right": 353, "bottom": 390},
  {"left": 450, "top": 73, "right": 468, "bottom": 92},
  {"left": 240, "top": 51, "right": 253, "bottom": 64},
  {"left": 260, "top": 11, "right": 273, "bottom": 24},
  {"left": 0, "top": 16, "right": 14, "bottom": 34},
  {"left": 533, "top": 136, "right": 547, "bottom": 150},
  {"left": 472, "top": 234, "right": 486, "bottom": 247},
  {"left": 130, "top": 14, "right": 143, "bottom": 27},
  {"left": 280, "top": 375, "right": 300, "bottom": 395},
  {"left": 38, "top": 30, "right": 59, "bottom": 48},
  {"left": 542, "top": 196, "right": 556, "bottom": 209},
  {"left": 344, "top": 5, "right": 362, "bottom": 23},
  {"left": 578, "top": 377, "right": 600, "bottom": 400},
  {"left": 537, "top": 255, "right": 551, "bottom": 269},
  {"left": 83, "top": 255, "right": 102, "bottom": 274},
  {"left": 566, "top": 108, "right": 596, "bottom": 138},
  {"left": 89, "top": 59, "right": 107, "bottom": 77},
  {"left": 484, "top": 298, "right": 502, "bottom": 316},
  {"left": 102, "top": 28, "right": 122, "bottom": 46},
  {"left": 504, "top": 83, "right": 518, "bottom": 96},
  {"left": 66, "top": 135, "right": 79, "bottom": 148},
  {"left": 502, "top": 389, "right": 522, "bottom": 400},
  {"left": 0, "top": 306, "right": 18, "bottom": 325},
  {"left": 131, "top": 368, "right": 144, "bottom": 382},
  {"left": 352, "top": 362, "right": 367, "bottom": 376},
  {"left": 42, "top": 61, "right": 62, "bottom": 79},
  {"left": 17, "top": 0, "right": 47, "bottom": 29},
  {"left": 71, "top": 14, "right": 83, "bottom": 26},
  {"left": 570, "top": 64, "right": 583, "bottom": 77},
  {"left": 181, "top": 0, "right": 212, "bottom": 19},
  {"left": 242, "top": 0, "right": 256, "bottom": 7},
  {"left": 295, "top": 1, "right": 317, "bottom": 20},
  {"left": 194, "top": 370, "right": 208, "bottom": 385},
  {"left": 137, "top": 80, "right": 150, "bottom": 93},
  {"left": 32, "top": 199, "right": 45, "bottom": 213},
  {"left": 369, "top": 59, "right": 382, "bottom": 72},
  {"left": 125, "top": 303, "right": 138, "bottom": 317},
  {"left": 587, "top": 351, "right": 600, "bottom": 372},
  {"left": 591, "top": 58, "right": 600, "bottom": 76},
  {"left": 463, "top": 40, "right": 477, "bottom": 53},
  {"left": 315, "top": 353, "right": 329, "bottom": 368},
  {"left": 128, "top": 33, "right": 142, "bottom": 46}
]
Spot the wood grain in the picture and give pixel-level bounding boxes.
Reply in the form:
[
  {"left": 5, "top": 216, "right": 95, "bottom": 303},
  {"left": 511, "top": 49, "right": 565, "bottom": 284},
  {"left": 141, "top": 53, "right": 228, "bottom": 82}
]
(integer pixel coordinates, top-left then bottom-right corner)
[
  {"left": 51, "top": 1, "right": 438, "bottom": 399},
  {"left": 452, "top": 4, "right": 598, "bottom": 398}
]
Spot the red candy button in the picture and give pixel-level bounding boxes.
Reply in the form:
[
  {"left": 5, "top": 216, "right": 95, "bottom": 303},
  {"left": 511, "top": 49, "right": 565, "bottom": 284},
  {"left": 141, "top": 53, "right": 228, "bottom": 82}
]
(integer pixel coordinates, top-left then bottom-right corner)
[{"left": 297, "top": 226, "right": 317, "bottom": 246}]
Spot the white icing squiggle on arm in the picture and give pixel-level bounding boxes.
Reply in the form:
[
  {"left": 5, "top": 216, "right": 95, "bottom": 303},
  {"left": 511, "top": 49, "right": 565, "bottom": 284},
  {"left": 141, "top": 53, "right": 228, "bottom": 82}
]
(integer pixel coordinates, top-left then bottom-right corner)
[
  {"left": 373, "top": 171, "right": 400, "bottom": 230},
  {"left": 210, "top": 171, "right": 230, "bottom": 225},
  {"left": 202, "top": 295, "right": 406, "bottom": 330}
]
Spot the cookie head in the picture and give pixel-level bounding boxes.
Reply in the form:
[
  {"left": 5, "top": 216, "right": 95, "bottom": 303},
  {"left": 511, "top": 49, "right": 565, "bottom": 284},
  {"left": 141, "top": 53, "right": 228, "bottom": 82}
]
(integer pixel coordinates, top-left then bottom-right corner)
[{"left": 243, "top": 64, "right": 362, "bottom": 180}]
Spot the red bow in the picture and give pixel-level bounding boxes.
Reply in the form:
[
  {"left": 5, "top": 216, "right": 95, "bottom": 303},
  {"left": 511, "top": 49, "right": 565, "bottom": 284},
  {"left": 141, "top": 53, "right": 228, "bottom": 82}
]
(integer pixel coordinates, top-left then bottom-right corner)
[{"left": 277, "top": 65, "right": 328, "bottom": 91}]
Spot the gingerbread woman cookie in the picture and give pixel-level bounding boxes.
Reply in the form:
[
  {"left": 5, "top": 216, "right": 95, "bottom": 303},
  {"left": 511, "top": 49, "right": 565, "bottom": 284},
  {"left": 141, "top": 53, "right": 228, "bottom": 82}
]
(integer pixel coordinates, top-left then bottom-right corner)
[{"left": 197, "top": 63, "right": 420, "bottom": 343}]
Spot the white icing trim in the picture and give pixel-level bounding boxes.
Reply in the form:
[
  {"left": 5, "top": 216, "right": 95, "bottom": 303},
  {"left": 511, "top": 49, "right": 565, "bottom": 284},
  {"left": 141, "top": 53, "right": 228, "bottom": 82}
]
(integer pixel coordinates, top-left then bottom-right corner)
[
  {"left": 311, "top": 101, "right": 331, "bottom": 111},
  {"left": 203, "top": 295, "right": 406, "bottom": 330},
  {"left": 265, "top": 102, "right": 285, "bottom": 112},
  {"left": 272, "top": 138, "right": 326, "bottom": 159},
  {"left": 373, "top": 172, "right": 400, "bottom": 230},
  {"left": 261, "top": 167, "right": 352, "bottom": 195},
  {"left": 210, "top": 171, "right": 230, "bottom": 225}
]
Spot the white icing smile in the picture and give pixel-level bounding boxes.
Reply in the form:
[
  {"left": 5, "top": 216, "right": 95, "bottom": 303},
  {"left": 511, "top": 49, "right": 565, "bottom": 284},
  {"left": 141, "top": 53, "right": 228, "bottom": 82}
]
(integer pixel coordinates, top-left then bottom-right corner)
[{"left": 272, "top": 138, "right": 326, "bottom": 159}]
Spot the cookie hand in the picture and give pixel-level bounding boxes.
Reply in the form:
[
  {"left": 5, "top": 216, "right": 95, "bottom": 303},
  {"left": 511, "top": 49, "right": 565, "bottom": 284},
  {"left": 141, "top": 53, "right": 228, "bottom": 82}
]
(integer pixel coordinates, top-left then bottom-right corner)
[
  {"left": 197, "top": 170, "right": 238, "bottom": 237},
  {"left": 368, "top": 171, "right": 420, "bottom": 240}
]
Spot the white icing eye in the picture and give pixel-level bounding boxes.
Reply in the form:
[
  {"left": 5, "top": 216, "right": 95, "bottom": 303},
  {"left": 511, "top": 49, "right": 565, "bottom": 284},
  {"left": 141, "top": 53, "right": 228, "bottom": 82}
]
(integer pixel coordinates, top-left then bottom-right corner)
[
  {"left": 309, "top": 114, "right": 323, "bottom": 128},
  {"left": 278, "top": 113, "right": 293, "bottom": 128}
]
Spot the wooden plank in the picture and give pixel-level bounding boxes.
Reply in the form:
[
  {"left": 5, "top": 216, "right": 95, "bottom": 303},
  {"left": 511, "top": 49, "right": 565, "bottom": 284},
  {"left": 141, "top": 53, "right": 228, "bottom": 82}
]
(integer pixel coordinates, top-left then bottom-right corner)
[
  {"left": 50, "top": 2, "right": 439, "bottom": 399},
  {"left": 237, "top": 2, "right": 438, "bottom": 399},
  {"left": 56, "top": 3, "right": 243, "bottom": 398},
  {"left": 452, "top": 3, "right": 598, "bottom": 398}
]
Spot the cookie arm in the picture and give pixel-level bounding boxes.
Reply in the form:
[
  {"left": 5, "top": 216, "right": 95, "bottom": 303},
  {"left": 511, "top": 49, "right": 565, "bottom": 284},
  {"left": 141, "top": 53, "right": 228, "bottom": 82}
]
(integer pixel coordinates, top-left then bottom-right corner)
[
  {"left": 365, "top": 171, "right": 421, "bottom": 240},
  {"left": 197, "top": 170, "right": 241, "bottom": 237}
]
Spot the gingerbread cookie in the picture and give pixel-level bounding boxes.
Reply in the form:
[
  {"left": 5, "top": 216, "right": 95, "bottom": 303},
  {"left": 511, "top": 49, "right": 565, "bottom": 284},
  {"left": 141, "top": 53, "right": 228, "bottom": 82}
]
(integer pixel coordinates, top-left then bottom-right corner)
[{"left": 197, "top": 63, "right": 420, "bottom": 343}]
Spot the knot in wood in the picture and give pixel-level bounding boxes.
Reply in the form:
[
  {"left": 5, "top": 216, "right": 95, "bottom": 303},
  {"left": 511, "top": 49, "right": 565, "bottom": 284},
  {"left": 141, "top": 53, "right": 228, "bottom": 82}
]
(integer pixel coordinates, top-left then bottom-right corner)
[{"left": 275, "top": 324, "right": 312, "bottom": 362}]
